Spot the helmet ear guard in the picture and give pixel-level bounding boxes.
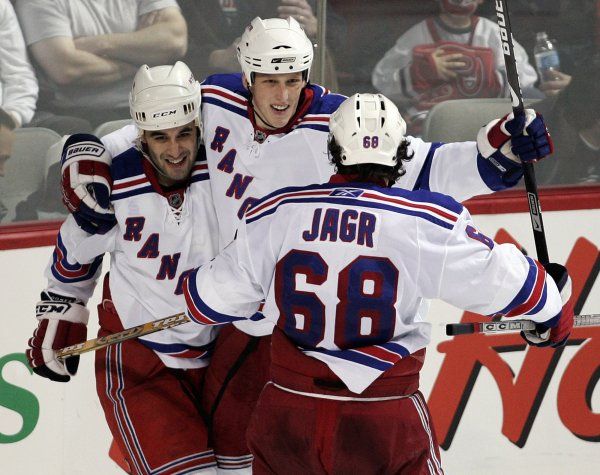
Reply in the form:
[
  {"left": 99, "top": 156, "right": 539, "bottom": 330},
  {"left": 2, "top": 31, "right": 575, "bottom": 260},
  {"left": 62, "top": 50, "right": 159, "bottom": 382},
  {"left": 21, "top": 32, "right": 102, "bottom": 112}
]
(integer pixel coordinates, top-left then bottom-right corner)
[
  {"left": 328, "top": 93, "right": 407, "bottom": 168},
  {"left": 237, "top": 16, "right": 314, "bottom": 86},
  {"left": 129, "top": 61, "right": 202, "bottom": 131}
]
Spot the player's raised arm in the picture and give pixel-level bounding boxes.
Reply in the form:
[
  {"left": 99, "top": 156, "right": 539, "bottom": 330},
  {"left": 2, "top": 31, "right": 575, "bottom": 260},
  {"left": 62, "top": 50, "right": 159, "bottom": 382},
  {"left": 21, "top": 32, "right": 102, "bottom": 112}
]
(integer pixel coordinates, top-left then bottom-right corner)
[
  {"left": 405, "top": 108, "right": 553, "bottom": 202},
  {"left": 430, "top": 207, "right": 572, "bottom": 348}
]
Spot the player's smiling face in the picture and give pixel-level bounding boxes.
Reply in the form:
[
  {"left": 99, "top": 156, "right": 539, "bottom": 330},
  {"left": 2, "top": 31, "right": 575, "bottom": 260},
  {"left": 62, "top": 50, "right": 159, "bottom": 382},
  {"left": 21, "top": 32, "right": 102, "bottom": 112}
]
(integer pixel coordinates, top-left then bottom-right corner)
[
  {"left": 249, "top": 72, "right": 306, "bottom": 130},
  {"left": 143, "top": 122, "right": 198, "bottom": 187}
]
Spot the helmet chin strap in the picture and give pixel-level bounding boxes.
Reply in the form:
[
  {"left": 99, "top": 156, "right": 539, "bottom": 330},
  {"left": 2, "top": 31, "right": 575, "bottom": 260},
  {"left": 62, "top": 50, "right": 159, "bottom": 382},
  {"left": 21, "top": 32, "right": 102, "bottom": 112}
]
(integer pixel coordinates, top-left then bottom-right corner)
[
  {"left": 136, "top": 137, "right": 187, "bottom": 187},
  {"left": 252, "top": 105, "right": 277, "bottom": 130},
  {"left": 248, "top": 90, "right": 278, "bottom": 131},
  {"left": 135, "top": 129, "right": 202, "bottom": 186}
]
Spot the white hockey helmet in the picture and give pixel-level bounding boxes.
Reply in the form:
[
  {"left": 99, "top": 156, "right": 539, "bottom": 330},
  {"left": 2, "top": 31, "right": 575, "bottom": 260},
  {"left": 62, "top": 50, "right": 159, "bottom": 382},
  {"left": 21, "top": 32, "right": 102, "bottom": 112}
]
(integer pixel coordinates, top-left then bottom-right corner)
[
  {"left": 237, "top": 16, "right": 314, "bottom": 86},
  {"left": 129, "top": 62, "right": 201, "bottom": 131},
  {"left": 329, "top": 93, "right": 407, "bottom": 167}
]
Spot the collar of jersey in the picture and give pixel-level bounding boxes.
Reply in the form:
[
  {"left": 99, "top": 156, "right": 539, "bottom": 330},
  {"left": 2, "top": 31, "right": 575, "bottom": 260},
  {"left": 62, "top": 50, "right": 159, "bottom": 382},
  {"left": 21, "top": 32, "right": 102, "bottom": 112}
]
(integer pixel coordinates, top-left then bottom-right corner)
[
  {"left": 328, "top": 173, "right": 388, "bottom": 188},
  {"left": 248, "top": 87, "right": 315, "bottom": 138},
  {"left": 142, "top": 157, "right": 189, "bottom": 200}
]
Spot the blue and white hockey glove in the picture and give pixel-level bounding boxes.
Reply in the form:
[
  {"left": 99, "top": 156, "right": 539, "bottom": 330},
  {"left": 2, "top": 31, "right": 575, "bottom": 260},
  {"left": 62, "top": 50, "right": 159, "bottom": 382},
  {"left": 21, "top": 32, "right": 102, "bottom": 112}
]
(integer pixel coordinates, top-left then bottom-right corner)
[
  {"left": 26, "top": 291, "right": 89, "bottom": 382},
  {"left": 521, "top": 263, "right": 574, "bottom": 348},
  {"left": 477, "top": 108, "right": 554, "bottom": 166},
  {"left": 61, "top": 134, "right": 116, "bottom": 235}
]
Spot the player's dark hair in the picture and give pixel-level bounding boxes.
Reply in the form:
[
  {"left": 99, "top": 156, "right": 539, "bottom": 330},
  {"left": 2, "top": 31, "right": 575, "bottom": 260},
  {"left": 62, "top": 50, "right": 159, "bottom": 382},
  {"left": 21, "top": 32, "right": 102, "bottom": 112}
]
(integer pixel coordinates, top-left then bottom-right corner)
[{"left": 328, "top": 136, "right": 413, "bottom": 186}]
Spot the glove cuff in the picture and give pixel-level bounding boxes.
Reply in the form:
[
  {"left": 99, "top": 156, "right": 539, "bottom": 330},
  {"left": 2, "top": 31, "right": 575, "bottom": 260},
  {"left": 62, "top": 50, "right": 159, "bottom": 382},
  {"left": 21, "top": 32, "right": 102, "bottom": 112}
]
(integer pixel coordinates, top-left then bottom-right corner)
[
  {"left": 61, "top": 138, "right": 112, "bottom": 170},
  {"left": 35, "top": 300, "right": 90, "bottom": 325}
]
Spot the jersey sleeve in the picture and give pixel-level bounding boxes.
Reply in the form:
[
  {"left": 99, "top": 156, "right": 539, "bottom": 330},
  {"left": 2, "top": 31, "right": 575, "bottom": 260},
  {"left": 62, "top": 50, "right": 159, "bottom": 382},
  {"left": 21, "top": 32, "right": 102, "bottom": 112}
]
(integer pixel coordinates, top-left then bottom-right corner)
[
  {"left": 100, "top": 124, "right": 138, "bottom": 157},
  {"left": 183, "top": 214, "right": 271, "bottom": 325},
  {"left": 44, "top": 215, "right": 114, "bottom": 303},
  {"left": 406, "top": 138, "right": 523, "bottom": 201},
  {"left": 423, "top": 209, "right": 562, "bottom": 324}
]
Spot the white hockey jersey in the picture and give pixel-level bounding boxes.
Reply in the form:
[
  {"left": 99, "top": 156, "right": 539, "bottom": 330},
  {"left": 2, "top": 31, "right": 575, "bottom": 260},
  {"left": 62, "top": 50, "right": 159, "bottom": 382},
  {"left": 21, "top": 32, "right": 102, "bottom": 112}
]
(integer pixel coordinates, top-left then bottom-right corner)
[
  {"left": 46, "top": 145, "right": 220, "bottom": 369},
  {"left": 199, "top": 73, "right": 523, "bottom": 335},
  {"left": 184, "top": 180, "right": 563, "bottom": 393},
  {"left": 372, "top": 15, "right": 537, "bottom": 104}
]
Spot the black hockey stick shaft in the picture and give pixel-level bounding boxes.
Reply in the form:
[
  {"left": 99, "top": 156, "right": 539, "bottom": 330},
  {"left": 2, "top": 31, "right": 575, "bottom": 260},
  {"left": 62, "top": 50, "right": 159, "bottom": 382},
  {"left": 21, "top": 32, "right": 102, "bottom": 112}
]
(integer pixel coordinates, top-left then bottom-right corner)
[
  {"left": 446, "top": 314, "right": 600, "bottom": 336},
  {"left": 495, "top": 0, "right": 550, "bottom": 265}
]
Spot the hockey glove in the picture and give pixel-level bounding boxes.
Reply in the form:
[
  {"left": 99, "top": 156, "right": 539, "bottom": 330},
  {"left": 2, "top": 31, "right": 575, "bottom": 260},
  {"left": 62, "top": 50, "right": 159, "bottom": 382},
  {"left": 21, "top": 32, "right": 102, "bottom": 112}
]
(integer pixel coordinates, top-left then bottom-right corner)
[
  {"left": 477, "top": 108, "right": 554, "bottom": 165},
  {"left": 61, "top": 133, "right": 116, "bottom": 235},
  {"left": 521, "top": 263, "right": 574, "bottom": 348},
  {"left": 27, "top": 291, "right": 89, "bottom": 382}
]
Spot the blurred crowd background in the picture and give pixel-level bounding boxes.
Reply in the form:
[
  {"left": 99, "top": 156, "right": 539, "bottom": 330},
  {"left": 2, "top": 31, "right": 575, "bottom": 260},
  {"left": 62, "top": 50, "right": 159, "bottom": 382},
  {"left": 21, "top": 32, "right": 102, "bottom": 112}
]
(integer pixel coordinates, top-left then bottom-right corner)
[{"left": 1, "top": 0, "right": 599, "bottom": 225}]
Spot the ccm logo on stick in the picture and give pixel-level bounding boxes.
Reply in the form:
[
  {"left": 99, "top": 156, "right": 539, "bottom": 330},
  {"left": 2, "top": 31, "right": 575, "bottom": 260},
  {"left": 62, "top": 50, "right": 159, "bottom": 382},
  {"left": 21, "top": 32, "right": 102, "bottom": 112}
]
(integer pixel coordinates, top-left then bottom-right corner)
[{"left": 495, "top": 1, "right": 511, "bottom": 55}]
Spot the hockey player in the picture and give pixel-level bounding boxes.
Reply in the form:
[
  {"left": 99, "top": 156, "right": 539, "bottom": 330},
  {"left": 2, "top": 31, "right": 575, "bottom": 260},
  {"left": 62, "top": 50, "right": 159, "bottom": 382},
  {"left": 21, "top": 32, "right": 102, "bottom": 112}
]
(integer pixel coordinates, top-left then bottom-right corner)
[
  {"left": 182, "top": 93, "right": 574, "bottom": 474},
  {"left": 26, "top": 62, "right": 220, "bottom": 474},
  {"left": 59, "top": 17, "right": 554, "bottom": 473}
]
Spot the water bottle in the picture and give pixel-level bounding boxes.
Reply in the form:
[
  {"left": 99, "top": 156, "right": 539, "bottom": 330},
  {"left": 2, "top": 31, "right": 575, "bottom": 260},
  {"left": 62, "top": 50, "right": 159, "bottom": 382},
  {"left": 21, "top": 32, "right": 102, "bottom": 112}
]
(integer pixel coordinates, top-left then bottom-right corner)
[{"left": 533, "top": 31, "right": 560, "bottom": 83}]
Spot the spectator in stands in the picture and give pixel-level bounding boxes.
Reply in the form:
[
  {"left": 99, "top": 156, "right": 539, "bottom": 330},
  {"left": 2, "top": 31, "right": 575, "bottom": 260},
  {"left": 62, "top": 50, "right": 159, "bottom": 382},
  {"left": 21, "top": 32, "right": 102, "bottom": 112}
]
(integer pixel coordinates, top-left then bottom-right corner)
[
  {"left": 1, "top": 0, "right": 92, "bottom": 136},
  {"left": 0, "top": 108, "right": 12, "bottom": 219},
  {"left": 178, "top": 0, "right": 346, "bottom": 89},
  {"left": 372, "top": 0, "right": 539, "bottom": 135},
  {"left": 0, "top": 0, "right": 37, "bottom": 137},
  {"left": 0, "top": 0, "right": 24, "bottom": 210},
  {"left": 0, "top": 0, "right": 92, "bottom": 225},
  {"left": 14, "top": 0, "right": 187, "bottom": 129},
  {"left": 0, "top": 108, "right": 15, "bottom": 179},
  {"left": 535, "top": 55, "right": 600, "bottom": 185}
]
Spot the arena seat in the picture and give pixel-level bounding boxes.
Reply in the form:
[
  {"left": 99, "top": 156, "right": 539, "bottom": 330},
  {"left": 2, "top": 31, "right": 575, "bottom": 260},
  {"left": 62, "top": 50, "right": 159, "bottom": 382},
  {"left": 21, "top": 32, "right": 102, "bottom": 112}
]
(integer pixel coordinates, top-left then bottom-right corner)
[
  {"left": 94, "top": 119, "right": 132, "bottom": 138},
  {"left": 421, "top": 98, "right": 540, "bottom": 143},
  {"left": 0, "top": 128, "right": 62, "bottom": 222}
]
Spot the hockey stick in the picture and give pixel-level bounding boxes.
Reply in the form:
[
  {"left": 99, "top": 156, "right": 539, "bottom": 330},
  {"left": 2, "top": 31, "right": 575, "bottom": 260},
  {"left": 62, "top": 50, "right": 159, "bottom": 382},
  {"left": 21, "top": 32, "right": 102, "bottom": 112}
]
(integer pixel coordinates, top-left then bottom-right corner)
[
  {"left": 56, "top": 312, "right": 190, "bottom": 360},
  {"left": 495, "top": 0, "right": 550, "bottom": 265},
  {"left": 446, "top": 314, "right": 600, "bottom": 336}
]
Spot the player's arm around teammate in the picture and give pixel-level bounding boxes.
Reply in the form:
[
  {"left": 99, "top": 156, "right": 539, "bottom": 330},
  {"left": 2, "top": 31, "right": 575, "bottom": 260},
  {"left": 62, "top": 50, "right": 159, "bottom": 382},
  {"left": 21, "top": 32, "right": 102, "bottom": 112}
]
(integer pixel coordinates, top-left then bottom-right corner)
[
  {"left": 27, "top": 62, "right": 221, "bottom": 475},
  {"left": 180, "top": 93, "right": 572, "bottom": 474}
]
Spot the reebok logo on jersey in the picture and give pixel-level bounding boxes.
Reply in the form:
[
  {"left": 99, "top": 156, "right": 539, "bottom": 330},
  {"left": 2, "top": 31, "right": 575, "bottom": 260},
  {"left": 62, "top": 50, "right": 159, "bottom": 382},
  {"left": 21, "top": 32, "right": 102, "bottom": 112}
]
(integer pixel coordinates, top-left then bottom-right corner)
[
  {"left": 329, "top": 188, "right": 364, "bottom": 198},
  {"left": 271, "top": 57, "right": 295, "bottom": 64}
]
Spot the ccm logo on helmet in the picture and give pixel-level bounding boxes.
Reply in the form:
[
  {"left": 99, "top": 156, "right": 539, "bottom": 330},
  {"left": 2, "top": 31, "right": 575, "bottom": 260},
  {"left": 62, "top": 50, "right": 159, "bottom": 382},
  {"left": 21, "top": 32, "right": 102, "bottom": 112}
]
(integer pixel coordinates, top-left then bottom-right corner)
[
  {"left": 271, "top": 57, "right": 296, "bottom": 64},
  {"left": 495, "top": 1, "right": 511, "bottom": 56},
  {"left": 153, "top": 110, "right": 177, "bottom": 118}
]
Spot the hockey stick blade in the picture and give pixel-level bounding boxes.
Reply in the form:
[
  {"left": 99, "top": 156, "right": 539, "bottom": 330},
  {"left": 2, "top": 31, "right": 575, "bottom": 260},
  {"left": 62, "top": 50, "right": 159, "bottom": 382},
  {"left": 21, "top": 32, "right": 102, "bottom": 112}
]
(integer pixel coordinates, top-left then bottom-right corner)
[
  {"left": 446, "top": 314, "right": 600, "bottom": 336},
  {"left": 56, "top": 312, "right": 191, "bottom": 360}
]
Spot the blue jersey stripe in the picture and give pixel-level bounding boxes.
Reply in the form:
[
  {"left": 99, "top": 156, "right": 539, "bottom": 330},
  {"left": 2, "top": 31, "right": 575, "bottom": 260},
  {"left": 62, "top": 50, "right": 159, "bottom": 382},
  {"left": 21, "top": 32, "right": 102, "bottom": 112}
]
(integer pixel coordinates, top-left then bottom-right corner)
[
  {"left": 111, "top": 185, "right": 154, "bottom": 201},
  {"left": 294, "top": 123, "right": 330, "bottom": 133},
  {"left": 138, "top": 338, "right": 214, "bottom": 356},
  {"left": 305, "top": 346, "right": 395, "bottom": 372},
  {"left": 497, "top": 256, "right": 538, "bottom": 315},
  {"left": 191, "top": 173, "right": 210, "bottom": 184},
  {"left": 246, "top": 195, "right": 457, "bottom": 230},
  {"left": 203, "top": 97, "right": 248, "bottom": 119},
  {"left": 413, "top": 142, "right": 443, "bottom": 191}
]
